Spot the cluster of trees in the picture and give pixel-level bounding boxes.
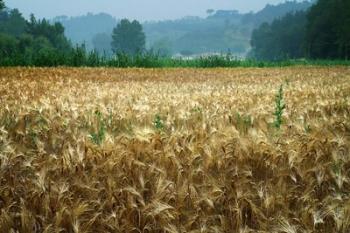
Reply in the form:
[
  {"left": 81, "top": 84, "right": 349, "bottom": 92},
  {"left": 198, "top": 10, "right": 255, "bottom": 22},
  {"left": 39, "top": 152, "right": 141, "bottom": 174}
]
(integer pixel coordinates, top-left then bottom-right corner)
[
  {"left": 111, "top": 19, "right": 145, "bottom": 55},
  {"left": 1, "top": 0, "right": 349, "bottom": 64},
  {"left": 0, "top": 0, "right": 146, "bottom": 65},
  {"left": 250, "top": 11, "right": 307, "bottom": 60},
  {"left": 306, "top": 0, "right": 350, "bottom": 59},
  {"left": 51, "top": 1, "right": 311, "bottom": 57},
  {"left": 250, "top": 0, "right": 350, "bottom": 60},
  {"left": 0, "top": 0, "right": 77, "bottom": 65},
  {"left": 242, "top": 1, "right": 312, "bottom": 26},
  {"left": 54, "top": 15, "right": 146, "bottom": 57},
  {"left": 143, "top": 1, "right": 311, "bottom": 56}
]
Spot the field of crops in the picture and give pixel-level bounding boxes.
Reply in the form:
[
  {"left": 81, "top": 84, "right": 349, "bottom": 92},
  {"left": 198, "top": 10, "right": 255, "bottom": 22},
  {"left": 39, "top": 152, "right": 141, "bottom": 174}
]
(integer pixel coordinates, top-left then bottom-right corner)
[{"left": 0, "top": 67, "right": 350, "bottom": 232}]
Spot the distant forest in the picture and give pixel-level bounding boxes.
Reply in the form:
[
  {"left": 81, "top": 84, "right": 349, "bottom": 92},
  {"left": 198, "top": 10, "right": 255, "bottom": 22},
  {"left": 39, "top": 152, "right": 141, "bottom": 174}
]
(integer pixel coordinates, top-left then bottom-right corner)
[
  {"left": 52, "top": 1, "right": 313, "bottom": 57},
  {"left": 250, "top": 0, "right": 350, "bottom": 60},
  {"left": 1, "top": 0, "right": 349, "bottom": 65}
]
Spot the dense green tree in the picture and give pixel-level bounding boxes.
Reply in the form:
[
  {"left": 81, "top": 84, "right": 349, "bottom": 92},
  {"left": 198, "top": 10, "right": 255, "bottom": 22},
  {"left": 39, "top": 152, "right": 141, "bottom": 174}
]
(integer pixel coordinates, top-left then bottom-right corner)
[
  {"left": 306, "top": 0, "right": 350, "bottom": 59},
  {"left": 26, "top": 14, "right": 71, "bottom": 51},
  {"left": 0, "top": 9, "right": 27, "bottom": 36},
  {"left": 250, "top": 0, "right": 350, "bottom": 60},
  {"left": 250, "top": 11, "right": 307, "bottom": 60},
  {"left": 0, "top": 0, "right": 5, "bottom": 10},
  {"left": 242, "top": 1, "right": 312, "bottom": 26},
  {"left": 0, "top": 6, "right": 75, "bottom": 66},
  {"left": 0, "top": 33, "right": 17, "bottom": 57},
  {"left": 111, "top": 19, "right": 145, "bottom": 55},
  {"left": 47, "top": 1, "right": 311, "bottom": 56},
  {"left": 0, "top": 3, "right": 27, "bottom": 61}
]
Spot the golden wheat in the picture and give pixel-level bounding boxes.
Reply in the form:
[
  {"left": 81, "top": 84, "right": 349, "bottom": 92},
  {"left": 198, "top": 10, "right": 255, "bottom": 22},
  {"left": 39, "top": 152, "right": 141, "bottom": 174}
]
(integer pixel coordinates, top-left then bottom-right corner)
[{"left": 0, "top": 67, "right": 349, "bottom": 232}]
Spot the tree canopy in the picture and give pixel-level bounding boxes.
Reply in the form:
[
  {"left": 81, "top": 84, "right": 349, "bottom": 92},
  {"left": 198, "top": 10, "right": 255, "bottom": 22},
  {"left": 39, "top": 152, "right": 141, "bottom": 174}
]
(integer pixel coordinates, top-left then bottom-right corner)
[
  {"left": 0, "top": 8, "right": 27, "bottom": 36},
  {"left": 27, "top": 14, "right": 71, "bottom": 51},
  {"left": 306, "top": 0, "right": 350, "bottom": 59},
  {"left": 250, "top": 0, "right": 350, "bottom": 60},
  {"left": 0, "top": 0, "right": 5, "bottom": 10},
  {"left": 0, "top": 5, "right": 75, "bottom": 66},
  {"left": 250, "top": 11, "right": 307, "bottom": 60},
  {"left": 111, "top": 19, "right": 145, "bottom": 55}
]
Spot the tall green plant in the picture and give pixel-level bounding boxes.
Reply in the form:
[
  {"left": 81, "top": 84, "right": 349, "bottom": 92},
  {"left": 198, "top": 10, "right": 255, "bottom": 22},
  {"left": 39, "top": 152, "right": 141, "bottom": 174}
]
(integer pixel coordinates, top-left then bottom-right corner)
[
  {"left": 273, "top": 85, "right": 286, "bottom": 129},
  {"left": 153, "top": 114, "right": 164, "bottom": 131},
  {"left": 90, "top": 110, "right": 106, "bottom": 145}
]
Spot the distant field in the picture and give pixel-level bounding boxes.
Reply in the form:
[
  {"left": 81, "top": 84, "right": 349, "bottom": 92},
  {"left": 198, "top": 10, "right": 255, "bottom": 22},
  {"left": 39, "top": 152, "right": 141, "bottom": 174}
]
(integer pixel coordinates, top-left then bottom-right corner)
[{"left": 0, "top": 67, "right": 349, "bottom": 232}]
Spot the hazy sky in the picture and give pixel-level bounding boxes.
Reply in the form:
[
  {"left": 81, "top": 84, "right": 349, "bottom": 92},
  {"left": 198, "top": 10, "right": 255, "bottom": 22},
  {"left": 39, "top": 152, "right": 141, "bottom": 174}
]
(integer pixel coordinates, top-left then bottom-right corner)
[{"left": 6, "top": 0, "right": 297, "bottom": 21}]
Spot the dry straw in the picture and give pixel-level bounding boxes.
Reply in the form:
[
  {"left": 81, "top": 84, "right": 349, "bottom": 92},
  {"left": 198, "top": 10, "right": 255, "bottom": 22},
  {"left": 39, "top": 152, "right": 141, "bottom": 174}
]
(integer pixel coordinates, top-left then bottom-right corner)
[{"left": 0, "top": 67, "right": 349, "bottom": 232}]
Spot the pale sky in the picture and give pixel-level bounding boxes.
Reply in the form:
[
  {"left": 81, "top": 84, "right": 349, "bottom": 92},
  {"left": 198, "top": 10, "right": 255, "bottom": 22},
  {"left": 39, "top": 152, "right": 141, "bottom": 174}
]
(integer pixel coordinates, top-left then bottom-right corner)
[{"left": 5, "top": 0, "right": 300, "bottom": 21}]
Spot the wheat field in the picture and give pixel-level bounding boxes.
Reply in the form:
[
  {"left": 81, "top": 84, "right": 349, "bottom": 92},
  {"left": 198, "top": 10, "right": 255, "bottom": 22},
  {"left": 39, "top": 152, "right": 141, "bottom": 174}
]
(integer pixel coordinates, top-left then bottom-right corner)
[{"left": 0, "top": 67, "right": 350, "bottom": 233}]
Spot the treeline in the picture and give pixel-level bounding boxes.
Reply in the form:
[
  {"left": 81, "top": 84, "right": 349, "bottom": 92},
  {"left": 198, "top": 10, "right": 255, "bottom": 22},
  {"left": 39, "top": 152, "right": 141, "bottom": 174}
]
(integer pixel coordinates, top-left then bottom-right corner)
[
  {"left": 0, "top": 4, "right": 83, "bottom": 66},
  {"left": 51, "top": 1, "right": 312, "bottom": 57},
  {"left": 250, "top": 0, "right": 350, "bottom": 60},
  {"left": 0, "top": 1, "right": 151, "bottom": 67},
  {"left": 1, "top": 0, "right": 349, "bottom": 67}
]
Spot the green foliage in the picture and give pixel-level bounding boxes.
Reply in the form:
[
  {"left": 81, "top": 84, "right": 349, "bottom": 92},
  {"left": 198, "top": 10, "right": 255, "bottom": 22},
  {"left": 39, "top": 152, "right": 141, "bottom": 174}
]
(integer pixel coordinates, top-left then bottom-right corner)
[
  {"left": 1, "top": 49, "right": 350, "bottom": 67},
  {"left": 304, "top": 122, "right": 311, "bottom": 134},
  {"left": 251, "top": 0, "right": 350, "bottom": 60},
  {"left": 1, "top": 2, "right": 349, "bottom": 66},
  {"left": 153, "top": 114, "right": 164, "bottom": 131},
  {"left": 250, "top": 11, "right": 307, "bottom": 61},
  {"left": 0, "top": 7, "right": 349, "bottom": 68},
  {"left": 0, "top": 0, "right": 4, "bottom": 10},
  {"left": 90, "top": 110, "right": 106, "bottom": 145},
  {"left": 27, "top": 14, "right": 71, "bottom": 51},
  {"left": 28, "top": 130, "right": 38, "bottom": 146},
  {"left": 144, "top": 1, "right": 311, "bottom": 56},
  {"left": 111, "top": 19, "right": 146, "bottom": 55},
  {"left": 70, "top": 44, "right": 87, "bottom": 67},
  {"left": 241, "top": 0, "right": 312, "bottom": 26},
  {"left": 306, "top": 0, "right": 350, "bottom": 59},
  {"left": 273, "top": 85, "right": 286, "bottom": 129},
  {"left": 235, "top": 112, "right": 253, "bottom": 133},
  {"left": 0, "top": 33, "right": 17, "bottom": 58},
  {"left": 191, "top": 106, "right": 203, "bottom": 114},
  {"left": 0, "top": 9, "right": 27, "bottom": 36},
  {"left": 46, "top": 1, "right": 310, "bottom": 57},
  {"left": 0, "top": 9, "right": 74, "bottom": 66}
]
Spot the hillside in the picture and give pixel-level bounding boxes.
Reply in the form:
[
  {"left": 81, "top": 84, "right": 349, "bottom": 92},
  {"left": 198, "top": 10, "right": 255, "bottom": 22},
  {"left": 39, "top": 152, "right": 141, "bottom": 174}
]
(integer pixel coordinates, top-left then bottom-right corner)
[{"left": 52, "top": 1, "right": 313, "bottom": 56}]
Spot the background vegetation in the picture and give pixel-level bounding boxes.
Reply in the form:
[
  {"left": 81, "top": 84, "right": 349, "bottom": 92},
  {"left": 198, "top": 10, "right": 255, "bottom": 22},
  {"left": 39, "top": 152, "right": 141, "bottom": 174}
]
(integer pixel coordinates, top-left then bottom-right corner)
[
  {"left": 251, "top": 0, "right": 350, "bottom": 60},
  {"left": 51, "top": 1, "right": 312, "bottom": 56},
  {"left": 111, "top": 19, "right": 145, "bottom": 55},
  {"left": 0, "top": 0, "right": 349, "bottom": 66}
]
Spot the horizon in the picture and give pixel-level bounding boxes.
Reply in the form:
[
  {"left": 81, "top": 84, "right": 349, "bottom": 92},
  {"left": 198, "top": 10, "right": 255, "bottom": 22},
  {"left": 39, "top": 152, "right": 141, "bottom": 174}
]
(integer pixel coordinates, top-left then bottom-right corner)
[{"left": 5, "top": 0, "right": 306, "bottom": 22}]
